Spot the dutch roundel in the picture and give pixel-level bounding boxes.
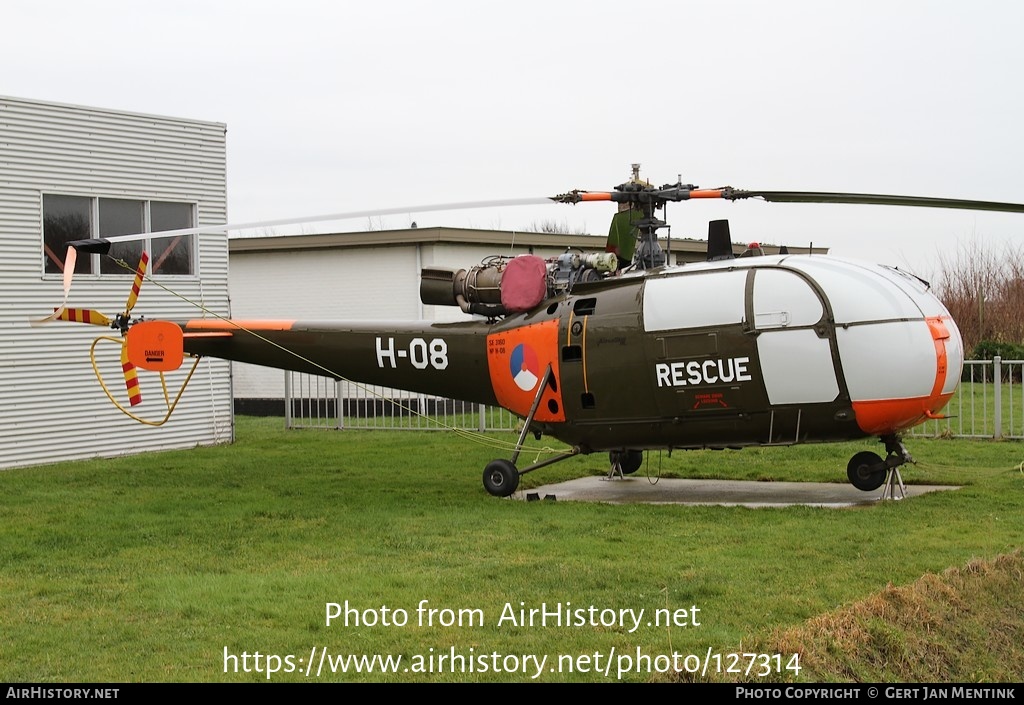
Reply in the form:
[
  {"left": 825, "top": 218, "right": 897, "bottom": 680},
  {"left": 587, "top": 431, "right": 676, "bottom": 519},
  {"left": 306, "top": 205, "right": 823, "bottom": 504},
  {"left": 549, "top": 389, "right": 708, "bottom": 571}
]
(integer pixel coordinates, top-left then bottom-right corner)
[{"left": 510, "top": 343, "right": 540, "bottom": 392}]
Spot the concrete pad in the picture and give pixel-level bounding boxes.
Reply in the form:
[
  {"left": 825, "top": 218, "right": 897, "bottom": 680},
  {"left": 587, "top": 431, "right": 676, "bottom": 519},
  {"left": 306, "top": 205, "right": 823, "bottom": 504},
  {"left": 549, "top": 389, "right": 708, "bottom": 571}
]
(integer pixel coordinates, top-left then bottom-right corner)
[{"left": 519, "top": 475, "right": 959, "bottom": 508}]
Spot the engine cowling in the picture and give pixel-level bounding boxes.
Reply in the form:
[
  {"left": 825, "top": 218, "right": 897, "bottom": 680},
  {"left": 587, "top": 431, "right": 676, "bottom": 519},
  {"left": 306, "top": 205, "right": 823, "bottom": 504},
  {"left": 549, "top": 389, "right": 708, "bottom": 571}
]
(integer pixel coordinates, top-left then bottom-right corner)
[{"left": 421, "top": 252, "right": 618, "bottom": 317}]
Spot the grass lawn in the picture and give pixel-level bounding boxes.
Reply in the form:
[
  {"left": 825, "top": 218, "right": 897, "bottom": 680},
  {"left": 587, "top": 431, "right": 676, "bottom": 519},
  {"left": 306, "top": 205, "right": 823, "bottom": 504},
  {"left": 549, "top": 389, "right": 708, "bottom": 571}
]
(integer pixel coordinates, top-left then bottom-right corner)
[{"left": 1, "top": 417, "right": 1022, "bottom": 682}]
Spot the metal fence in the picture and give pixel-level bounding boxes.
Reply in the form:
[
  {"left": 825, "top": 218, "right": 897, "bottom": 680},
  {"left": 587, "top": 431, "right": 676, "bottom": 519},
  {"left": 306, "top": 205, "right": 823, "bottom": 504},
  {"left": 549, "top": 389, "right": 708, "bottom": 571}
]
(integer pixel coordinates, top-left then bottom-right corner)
[
  {"left": 284, "top": 358, "right": 1024, "bottom": 440},
  {"left": 283, "top": 371, "right": 519, "bottom": 432},
  {"left": 908, "top": 357, "right": 1023, "bottom": 440}
]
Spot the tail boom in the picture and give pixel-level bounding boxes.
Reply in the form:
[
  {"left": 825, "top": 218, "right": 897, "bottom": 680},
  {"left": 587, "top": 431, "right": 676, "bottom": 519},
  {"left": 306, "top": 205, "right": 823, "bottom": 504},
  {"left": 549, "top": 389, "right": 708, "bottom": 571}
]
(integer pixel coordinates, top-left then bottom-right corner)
[{"left": 180, "top": 319, "right": 500, "bottom": 406}]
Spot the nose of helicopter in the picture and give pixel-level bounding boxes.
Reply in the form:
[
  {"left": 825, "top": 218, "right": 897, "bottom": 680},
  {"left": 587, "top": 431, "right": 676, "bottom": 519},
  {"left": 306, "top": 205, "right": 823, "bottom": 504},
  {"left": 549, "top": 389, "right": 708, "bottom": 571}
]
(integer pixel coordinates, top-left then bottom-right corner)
[
  {"left": 788, "top": 257, "right": 965, "bottom": 437},
  {"left": 848, "top": 314, "right": 963, "bottom": 435}
]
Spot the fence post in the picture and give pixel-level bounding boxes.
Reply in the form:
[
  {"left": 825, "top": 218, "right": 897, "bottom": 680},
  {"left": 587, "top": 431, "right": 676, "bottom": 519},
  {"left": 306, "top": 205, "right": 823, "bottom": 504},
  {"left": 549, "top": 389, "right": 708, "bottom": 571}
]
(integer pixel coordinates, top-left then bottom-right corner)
[
  {"left": 336, "top": 378, "right": 344, "bottom": 430},
  {"left": 284, "top": 371, "right": 293, "bottom": 429},
  {"left": 994, "top": 356, "right": 1002, "bottom": 439}
]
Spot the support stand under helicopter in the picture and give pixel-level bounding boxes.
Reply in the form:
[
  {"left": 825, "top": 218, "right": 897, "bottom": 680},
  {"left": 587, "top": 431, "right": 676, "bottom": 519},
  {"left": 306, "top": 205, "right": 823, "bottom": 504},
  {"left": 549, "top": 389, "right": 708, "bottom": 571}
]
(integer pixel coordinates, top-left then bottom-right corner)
[{"left": 846, "top": 435, "right": 915, "bottom": 498}]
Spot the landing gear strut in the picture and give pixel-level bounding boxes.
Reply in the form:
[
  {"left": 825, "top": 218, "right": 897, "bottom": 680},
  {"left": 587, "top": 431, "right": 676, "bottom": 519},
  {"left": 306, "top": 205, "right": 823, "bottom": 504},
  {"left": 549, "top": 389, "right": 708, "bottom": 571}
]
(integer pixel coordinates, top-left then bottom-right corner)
[
  {"left": 481, "top": 364, "right": 579, "bottom": 497},
  {"left": 846, "top": 435, "right": 915, "bottom": 499}
]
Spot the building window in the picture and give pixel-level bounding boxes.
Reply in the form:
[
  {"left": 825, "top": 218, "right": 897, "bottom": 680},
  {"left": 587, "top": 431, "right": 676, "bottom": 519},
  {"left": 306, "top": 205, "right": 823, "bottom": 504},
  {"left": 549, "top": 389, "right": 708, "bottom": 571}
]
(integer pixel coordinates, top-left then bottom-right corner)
[
  {"left": 150, "top": 202, "right": 195, "bottom": 275},
  {"left": 43, "top": 195, "right": 196, "bottom": 276},
  {"left": 99, "top": 198, "right": 145, "bottom": 275},
  {"left": 43, "top": 194, "right": 93, "bottom": 275}
]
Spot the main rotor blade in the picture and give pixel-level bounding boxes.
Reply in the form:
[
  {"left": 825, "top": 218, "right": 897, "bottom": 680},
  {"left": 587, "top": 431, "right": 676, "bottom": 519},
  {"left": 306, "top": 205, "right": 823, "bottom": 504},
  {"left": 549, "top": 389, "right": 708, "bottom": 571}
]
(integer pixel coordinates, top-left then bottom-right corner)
[
  {"left": 68, "top": 196, "right": 553, "bottom": 252},
  {"left": 551, "top": 186, "right": 1024, "bottom": 213},
  {"left": 724, "top": 190, "right": 1024, "bottom": 213}
]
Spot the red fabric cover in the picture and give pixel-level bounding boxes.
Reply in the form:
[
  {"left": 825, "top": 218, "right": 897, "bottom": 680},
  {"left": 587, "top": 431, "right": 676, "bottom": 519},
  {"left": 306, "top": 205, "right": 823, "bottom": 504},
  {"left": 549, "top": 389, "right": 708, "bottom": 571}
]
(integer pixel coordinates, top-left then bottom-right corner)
[{"left": 500, "top": 255, "right": 547, "bottom": 312}]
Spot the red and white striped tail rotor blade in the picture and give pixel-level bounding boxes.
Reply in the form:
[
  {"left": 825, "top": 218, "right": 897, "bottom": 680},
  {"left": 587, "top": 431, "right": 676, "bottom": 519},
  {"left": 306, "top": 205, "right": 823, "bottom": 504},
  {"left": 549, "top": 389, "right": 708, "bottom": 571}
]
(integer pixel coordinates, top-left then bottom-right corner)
[
  {"left": 56, "top": 307, "right": 113, "bottom": 327},
  {"left": 124, "top": 251, "right": 149, "bottom": 314},
  {"left": 120, "top": 345, "right": 143, "bottom": 407}
]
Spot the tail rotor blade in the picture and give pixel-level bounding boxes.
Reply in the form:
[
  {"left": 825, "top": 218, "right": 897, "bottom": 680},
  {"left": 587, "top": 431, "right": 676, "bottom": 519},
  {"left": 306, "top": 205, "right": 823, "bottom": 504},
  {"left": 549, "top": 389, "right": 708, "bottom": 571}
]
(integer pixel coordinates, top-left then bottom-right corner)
[
  {"left": 63, "top": 246, "right": 78, "bottom": 301},
  {"left": 57, "top": 308, "right": 113, "bottom": 327},
  {"left": 120, "top": 345, "right": 143, "bottom": 407},
  {"left": 34, "top": 252, "right": 147, "bottom": 330},
  {"left": 124, "top": 251, "right": 149, "bottom": 315}
]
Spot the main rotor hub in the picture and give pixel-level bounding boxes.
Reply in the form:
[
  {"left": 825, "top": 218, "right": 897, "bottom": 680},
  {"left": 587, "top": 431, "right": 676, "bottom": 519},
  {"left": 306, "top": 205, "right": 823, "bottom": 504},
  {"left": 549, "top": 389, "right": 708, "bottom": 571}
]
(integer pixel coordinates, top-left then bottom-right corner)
[{"left": 610, "top": 178, "right": 688, "bottom": 269}]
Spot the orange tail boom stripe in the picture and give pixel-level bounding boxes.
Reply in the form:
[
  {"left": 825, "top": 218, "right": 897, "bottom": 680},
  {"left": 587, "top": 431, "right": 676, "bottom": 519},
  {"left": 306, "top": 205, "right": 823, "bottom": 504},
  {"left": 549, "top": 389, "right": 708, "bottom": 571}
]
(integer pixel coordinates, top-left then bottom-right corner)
[{"left": 185, "top": 320, "right": 297, "bottom": 332}]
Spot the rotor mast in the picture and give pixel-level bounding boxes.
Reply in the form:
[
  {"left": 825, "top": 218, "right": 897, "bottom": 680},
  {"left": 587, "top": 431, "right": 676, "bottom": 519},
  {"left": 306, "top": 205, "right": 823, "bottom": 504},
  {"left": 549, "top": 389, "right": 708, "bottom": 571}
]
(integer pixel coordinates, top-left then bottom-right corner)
[
  {"left": 552, "top": 164, "right": 703, "bottom": 270},
  {"left": 616, "top": 164, "right": 678, "bottom": 269}
]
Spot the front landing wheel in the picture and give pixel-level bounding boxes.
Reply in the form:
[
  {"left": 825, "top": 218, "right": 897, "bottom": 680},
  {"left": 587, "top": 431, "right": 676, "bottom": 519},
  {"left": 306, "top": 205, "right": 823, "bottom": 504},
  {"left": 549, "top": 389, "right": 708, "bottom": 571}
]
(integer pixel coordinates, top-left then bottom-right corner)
[
  {"left": 483, "top": 459, "right": 520, "bottom": 497},
  {"left": 847, "top": 451, "right": 886, "bottom": 491}
]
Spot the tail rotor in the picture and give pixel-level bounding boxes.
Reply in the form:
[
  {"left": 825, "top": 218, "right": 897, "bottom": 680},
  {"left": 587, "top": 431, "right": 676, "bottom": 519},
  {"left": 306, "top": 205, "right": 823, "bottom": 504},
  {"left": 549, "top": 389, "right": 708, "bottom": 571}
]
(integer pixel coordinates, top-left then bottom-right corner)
[{"left": 36, "top": 251, "right": 151, "bottom": 407}]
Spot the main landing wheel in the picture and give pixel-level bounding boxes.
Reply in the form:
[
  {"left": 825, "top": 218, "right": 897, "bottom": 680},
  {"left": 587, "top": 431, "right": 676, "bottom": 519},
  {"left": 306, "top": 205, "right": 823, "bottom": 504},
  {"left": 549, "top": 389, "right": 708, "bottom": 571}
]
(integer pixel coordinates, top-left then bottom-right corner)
[
  {"left": 610, "top": 450, "right": 643, "bottom": 475},
  {"left": 483, "top": 459, "right": 520, "bottom": 497},
  {"left": 847, "top": 451, "right": 886, "bottom": 491}
]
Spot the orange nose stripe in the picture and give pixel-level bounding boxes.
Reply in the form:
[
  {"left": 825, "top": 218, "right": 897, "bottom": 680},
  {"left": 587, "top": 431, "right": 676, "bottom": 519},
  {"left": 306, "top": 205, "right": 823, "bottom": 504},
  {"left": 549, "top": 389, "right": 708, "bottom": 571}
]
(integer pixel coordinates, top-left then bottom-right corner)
[
  {"left": 923, "top": 316, "right": 955, "bottom": 422},
  {"left": 852, "top": 317, "right": 955, "bottom": 435}
]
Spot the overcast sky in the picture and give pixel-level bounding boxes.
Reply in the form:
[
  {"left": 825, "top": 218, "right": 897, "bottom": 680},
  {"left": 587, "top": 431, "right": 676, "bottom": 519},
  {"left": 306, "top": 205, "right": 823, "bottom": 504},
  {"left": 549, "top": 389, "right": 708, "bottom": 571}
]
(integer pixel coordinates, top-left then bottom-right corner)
[{"left": 4, "top": 0, "right": 1023, "bottom": 275}]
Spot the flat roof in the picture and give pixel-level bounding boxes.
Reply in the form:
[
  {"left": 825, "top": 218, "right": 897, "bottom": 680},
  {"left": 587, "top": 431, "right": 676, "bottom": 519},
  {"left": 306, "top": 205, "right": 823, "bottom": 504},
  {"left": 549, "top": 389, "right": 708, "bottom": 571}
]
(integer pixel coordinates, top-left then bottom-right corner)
[{"left": 229, "top": 226, "right": 825, "bottom": 256}]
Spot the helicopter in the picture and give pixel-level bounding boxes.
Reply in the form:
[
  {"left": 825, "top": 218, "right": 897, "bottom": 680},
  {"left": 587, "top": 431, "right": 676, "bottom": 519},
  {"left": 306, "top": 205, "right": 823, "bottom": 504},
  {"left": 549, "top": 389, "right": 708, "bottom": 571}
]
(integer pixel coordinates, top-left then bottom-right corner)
[{"left": 43, "top": 167, "right": 1024, "bottom": 497}]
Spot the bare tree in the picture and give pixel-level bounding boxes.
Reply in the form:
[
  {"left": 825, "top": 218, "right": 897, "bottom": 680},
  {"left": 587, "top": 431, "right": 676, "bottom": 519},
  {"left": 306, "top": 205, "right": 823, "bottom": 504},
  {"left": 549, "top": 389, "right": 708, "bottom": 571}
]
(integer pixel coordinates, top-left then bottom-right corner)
[
  {"left": 935, "top": 239, "right": 1024, "bottom": 356},
  {"left": 526, "top": 219, "right": 590, "bottom": 235}
]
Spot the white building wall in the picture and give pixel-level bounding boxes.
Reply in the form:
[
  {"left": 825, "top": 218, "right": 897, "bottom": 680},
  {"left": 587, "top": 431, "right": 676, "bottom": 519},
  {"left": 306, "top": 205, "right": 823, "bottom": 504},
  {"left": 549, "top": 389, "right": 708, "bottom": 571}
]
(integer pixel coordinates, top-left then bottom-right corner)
[
  {"left": 0, "top": 96, "right": 232, "bottom": 469},
  {"left": 228, "top": 236, "right": 606, "bottom": 400},
  {"left": 227, "top": 245, "right": 421, "bottom": 399}
]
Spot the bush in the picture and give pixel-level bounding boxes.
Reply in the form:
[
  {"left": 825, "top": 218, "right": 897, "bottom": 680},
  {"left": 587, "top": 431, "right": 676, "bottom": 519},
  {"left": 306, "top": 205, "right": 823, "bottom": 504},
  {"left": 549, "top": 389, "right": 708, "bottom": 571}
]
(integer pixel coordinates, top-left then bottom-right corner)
[
  {"left": 965, "top": 340, "right": 1024, "bottom": 382},
  {"left": 970, "top": 340, "right": 1024, "bottom": 361}
]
